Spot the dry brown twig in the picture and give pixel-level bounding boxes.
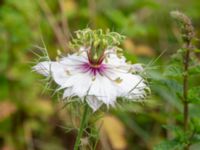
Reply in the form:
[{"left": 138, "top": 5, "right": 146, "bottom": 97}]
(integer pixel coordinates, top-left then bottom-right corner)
[
  {"left": 38, "top": 0, "right": 69, "bottom": 52},
  {"left": 58, "top": 0, "right": 70, "bottom": 41}
]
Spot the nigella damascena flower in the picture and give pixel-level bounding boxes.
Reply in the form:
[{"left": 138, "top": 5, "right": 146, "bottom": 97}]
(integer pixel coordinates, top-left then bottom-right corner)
[{"left": 33, "top": 29, "right": 149, "bottom": 111}]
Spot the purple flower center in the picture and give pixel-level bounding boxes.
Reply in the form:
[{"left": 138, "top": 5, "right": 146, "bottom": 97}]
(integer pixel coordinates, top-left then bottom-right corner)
[{"left": 81, "top": 62, "right": 107, "bottom": 76}]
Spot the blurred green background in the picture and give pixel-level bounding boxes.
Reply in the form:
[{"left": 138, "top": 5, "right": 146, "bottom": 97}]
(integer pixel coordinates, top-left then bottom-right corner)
[{"left": 0, "top": 0, "right": 200, "bottom": 150}]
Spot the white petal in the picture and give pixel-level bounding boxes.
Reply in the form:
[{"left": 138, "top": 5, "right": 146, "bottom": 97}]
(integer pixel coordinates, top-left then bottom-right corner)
[
  {"left": 63, "top": 87, "right": 74, "bottom": 99},
  {"left": 33, "top": 61, "right": 51, "bottom": 76},
  {"left": 60, "top": 53, "right": 87, "bottom": 67},
  {"left": 106, "top": 53, "right": 126, "bottom": 66},
  {"left": 61, "top": 72, "right": 92, "bottom": 98},
  {"left": 88, "top": 74, "right": 117, "bottom": 106},
  {"left": 33, "top": 61, "right": 70, "bottom": 86},
  {"left": 86, "top": 96, "right": 103, "bottom": 111},
  {"left": 105, "top": 52, "right": 132, "bottom": 73},
  {"left": 103, "top": 52, "right": 147, "bottom": 100},
  {"left": 116, "top": 73, "right": 147, "bottom": 100},
  {"left": 50, "top": 62, "right": 70, "bottom": 86}
]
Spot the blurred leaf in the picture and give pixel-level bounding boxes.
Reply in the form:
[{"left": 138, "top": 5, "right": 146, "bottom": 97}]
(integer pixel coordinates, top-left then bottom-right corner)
[
  {"left": 154, "top": 140, "right": 183, "bottom": 150},
  {"left": 123, "top": 38, "right": 155, "bottom": 56},
  {"left": 99, "top": 115, "right": 127, "bottom": 150},
  {"left": 164, "top": 65, "right": 183, "bottom": 77},
  {"left": 159, "top": 79, "right": 183, "bottom": 98},
  {"left": 194, "top": 48, "right": 200, "bottom": 53},
  {"left": 189, "top": 65, "right": 200, "bottom": 75},
  {"left": 105, "top": 9, "right": 127, "bottom": 27},
  {"left": 0, "top": 101, "right": 16, "bottom": 122},
  {"left": 123, "top": 38, "right": 135, "bottom": 52},
  {"left": 25, "top": 99, "right": 54, "bottom": 118},
  {"left": 134, "top": 45, "right": 155, "bottom": 56},
  {"left": 132, "top": 0, "right": 160, "bottom": 10},
  {"left": 63, "top": 0, "right": 77, "bottom": 18},
  {"left": 188, "top": 86, "right": 200, "bottom": 103},
  {"left": 1, "top": 145, "right": 14, "bottom": 150},
  {"left": 162, "top": 125, "right": 183, "bottom": 137},
  {"left": 0, "top": 75, "right": 9, "bottom": 99},
  {"left": 190, "top": 133, "right": 200, "bottom": 144}
]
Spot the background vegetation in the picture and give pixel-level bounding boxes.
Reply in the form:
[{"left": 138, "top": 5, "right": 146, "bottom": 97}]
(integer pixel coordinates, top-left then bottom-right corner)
[{"left": 0, "top": 0, "right": 200, "bottom": 150}]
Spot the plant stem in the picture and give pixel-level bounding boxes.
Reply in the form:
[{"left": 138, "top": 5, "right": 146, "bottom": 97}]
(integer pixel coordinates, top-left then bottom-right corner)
[
  {"left": 170, "top": 11, "right": 194, "bottom": 150},
  {"left": 183, "top": 41, "right": 190, "bottom": 150},
  {"left": 74, "top": 104, "right": 90, "bottom": 150}
]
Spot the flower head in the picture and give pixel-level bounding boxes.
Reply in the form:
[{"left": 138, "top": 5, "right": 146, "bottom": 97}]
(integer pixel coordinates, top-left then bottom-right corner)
[{"left": 33, "top": 29, "right": 149, "bottom": 111}]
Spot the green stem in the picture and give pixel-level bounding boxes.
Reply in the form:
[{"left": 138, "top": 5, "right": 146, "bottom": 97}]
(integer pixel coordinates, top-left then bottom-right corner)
[{"left": 74, "top": 104, "right": 90, "bottom": 150}]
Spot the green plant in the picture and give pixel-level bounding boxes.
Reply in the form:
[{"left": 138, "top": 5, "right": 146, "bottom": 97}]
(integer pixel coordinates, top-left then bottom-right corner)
[{"left": 154, "top": 11, "right": 200, "bottom": 150}]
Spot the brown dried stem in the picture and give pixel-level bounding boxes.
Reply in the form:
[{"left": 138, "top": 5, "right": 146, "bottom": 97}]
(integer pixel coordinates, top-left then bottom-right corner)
[
  {"left": 171, "top": 11, "right": 195, "bottom": 150},
  {"left": 88, "top": 0, "right": 96, "bottom": 28},
  {"left": 38, "top": 0, "right": 69, "bottom": 52},
  {"left": 58, "top": 0, "right": 70, "bottom": 41}
]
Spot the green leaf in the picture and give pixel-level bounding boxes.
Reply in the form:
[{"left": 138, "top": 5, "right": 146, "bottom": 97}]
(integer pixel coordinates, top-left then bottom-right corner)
[
  {"left": 164, "top": 65, "right": 183, "bottom": 77},
  {"left": 104, "top": 9, "right": 127, "bottom": 27},
  {"left": 159, "top": 79, "right": 183, "bottom": 97},
  {"left": 188, "top": 86, "right": 200, "bottom": 103},
  {"left": 194, "top": 48, "right": 200, "bottom": 53},
  {"left": 154, "top": 140, "right": 183, "bottom": 150},
  {"left": 189, "top": 65, "right": 200, "bottom": 75},
  {"left": 162, "top": 125, "right": 182, "bottom": 135},
  {"left": 190, "top": 134, "right": 200, "bottom": 144}
]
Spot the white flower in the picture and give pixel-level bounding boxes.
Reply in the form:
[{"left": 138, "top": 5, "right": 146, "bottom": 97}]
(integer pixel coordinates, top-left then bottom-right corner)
[{"left": 33, "top": 47, "right": 148, "bottom": 111}]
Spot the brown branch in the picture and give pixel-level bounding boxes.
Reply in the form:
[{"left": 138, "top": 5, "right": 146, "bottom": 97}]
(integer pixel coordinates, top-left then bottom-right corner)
[
  {"left": 183, "top": 42, "right": 190, "bottom": 132},
  {"left": 38, "top": 0, "right": 69, "bottom": 52},
  {"left": 58, "top": 0, "right": 70, "bottom": 41},
  {"left": 183, "top": 41, "right": 191, "bottom": 150},
  {"left": 170, "top": 11, "right": 195, "bottom": 150},
  {"left": 88, "top": 0, "right": 96, "bottom": 28}
]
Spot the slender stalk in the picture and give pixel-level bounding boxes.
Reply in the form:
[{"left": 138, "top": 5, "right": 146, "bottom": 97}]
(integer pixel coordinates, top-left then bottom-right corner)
[
  {"left": 183, "top": 42, "right": 190, "bottom": 131},
  {"left": 74, "top": 104, "right": 90, "bottom": 150},
  {"left": 183, "top": 41, "right": 190, "bottom": 150},
  {"left": 170, "top": 11, "right": 194, "bottom": 150}
]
